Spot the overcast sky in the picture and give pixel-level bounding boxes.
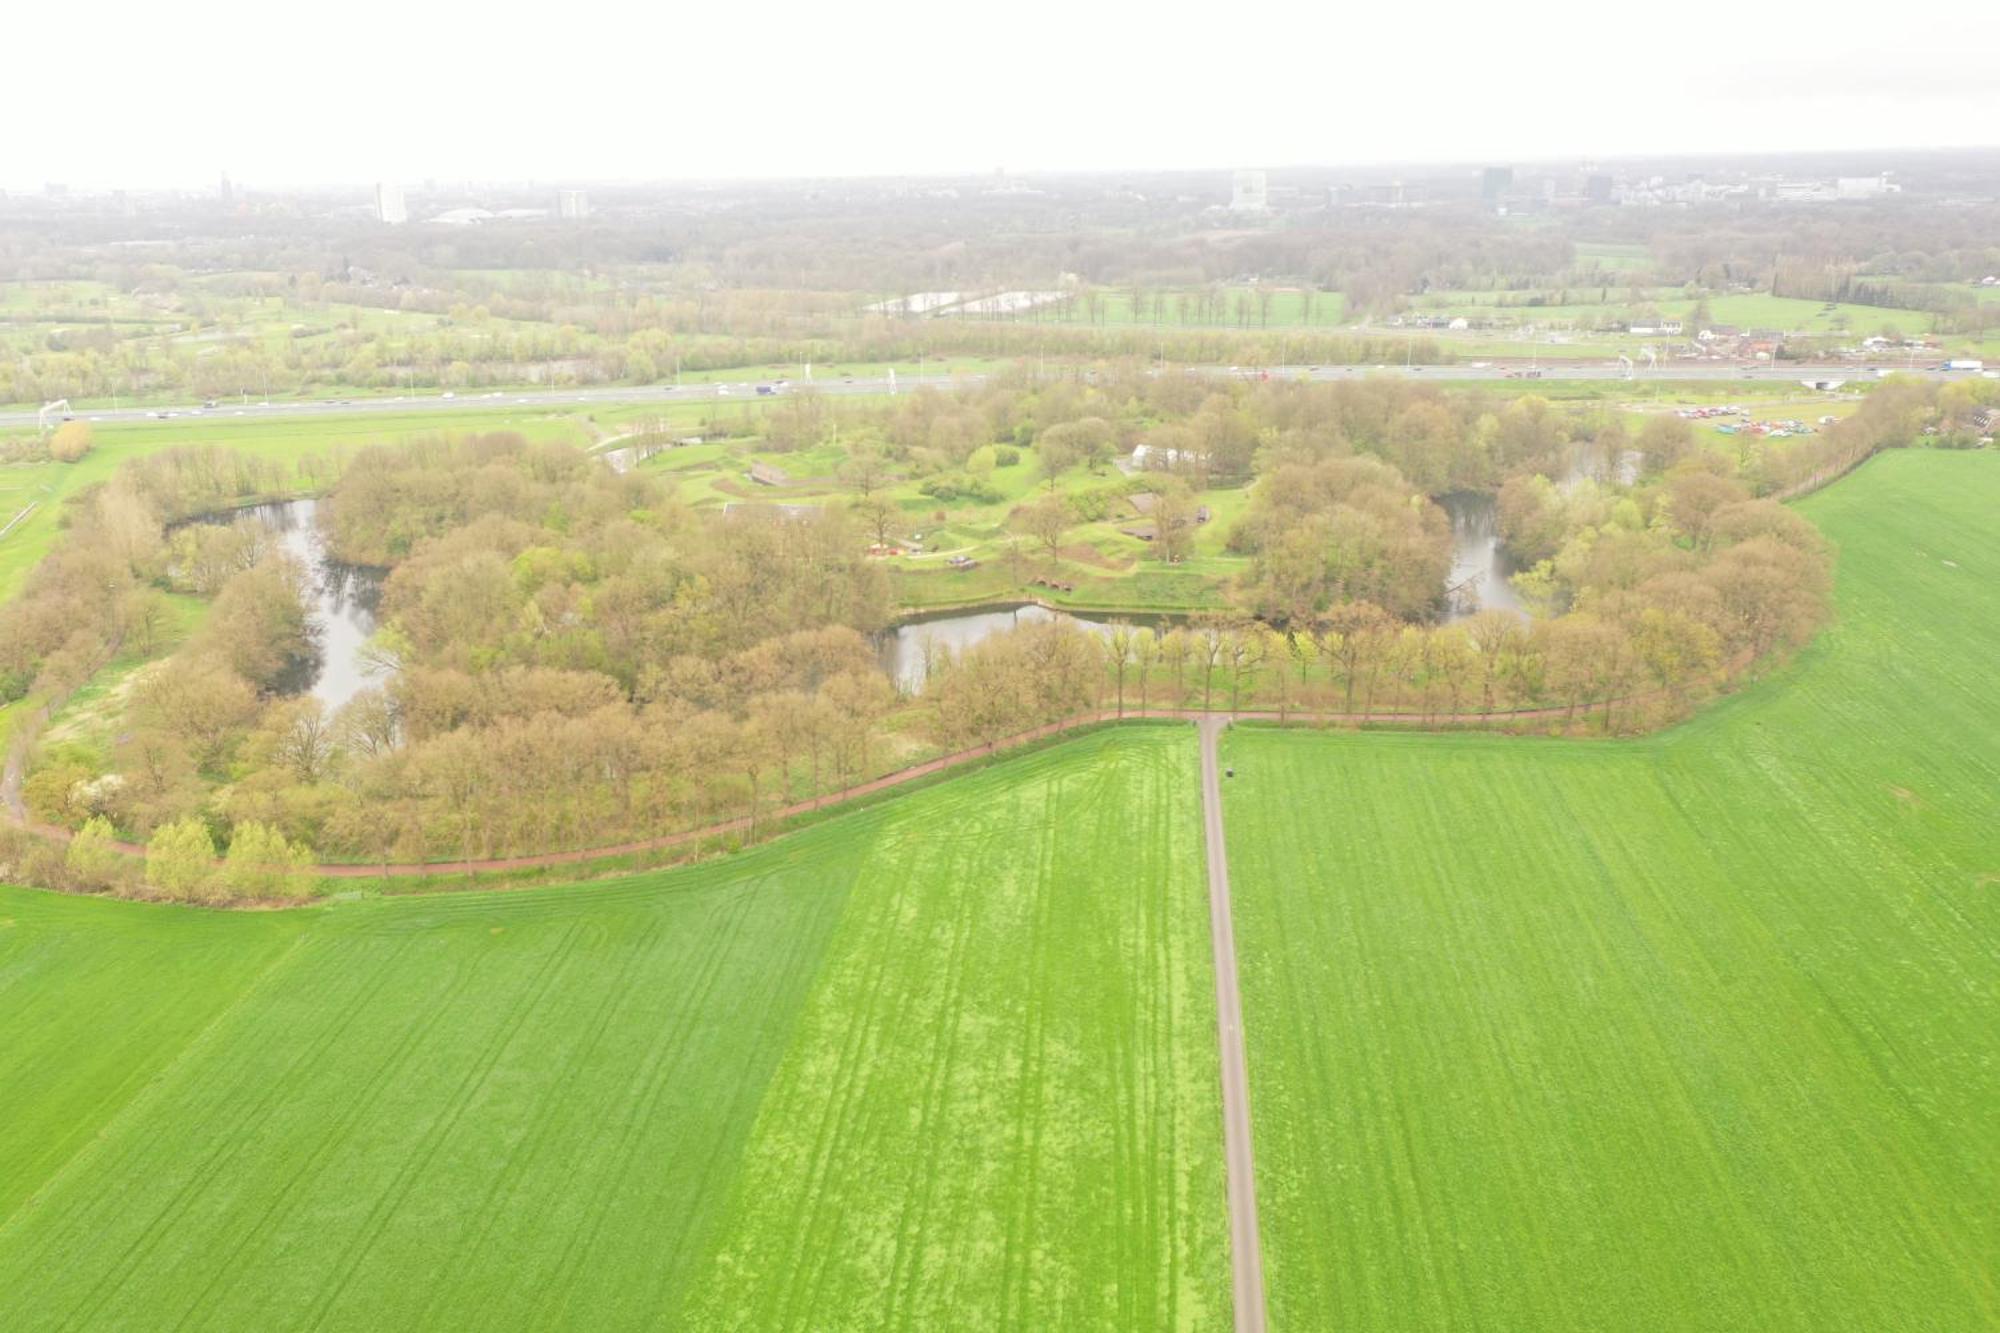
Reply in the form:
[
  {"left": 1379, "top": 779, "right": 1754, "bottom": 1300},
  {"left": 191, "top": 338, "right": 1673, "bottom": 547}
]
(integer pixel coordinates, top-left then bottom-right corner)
[{"left": 11, "top": 0, "right": 1999, "bottom": 191}]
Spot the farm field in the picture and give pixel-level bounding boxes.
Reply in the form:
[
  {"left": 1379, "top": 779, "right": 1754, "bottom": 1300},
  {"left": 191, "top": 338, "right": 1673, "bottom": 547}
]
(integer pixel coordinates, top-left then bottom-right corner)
[
  {"left": 685, "top": 726, "right": 1225, "bottom": 1327},
  {"left": 0, "top": 727, "right": 1226, "bottom": 1329},
  {"left": 1030, "top": 287, "right": 1351, "bottom": 329},
  {"left": 1391, "top": 286, "right": 2000, "bottom": 361},
  {"left": 1222, "top": 449, "right": 2000, "bottom": 1330},
  {"left": 1406, "top": 287, "right": 1938, "bottom": 339}
]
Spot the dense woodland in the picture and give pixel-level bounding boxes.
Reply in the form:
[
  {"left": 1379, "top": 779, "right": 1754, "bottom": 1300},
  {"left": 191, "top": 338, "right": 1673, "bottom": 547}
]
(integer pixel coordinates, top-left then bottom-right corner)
[{"left": 5, "top": 355, "right": 1963, "bottom": 900}]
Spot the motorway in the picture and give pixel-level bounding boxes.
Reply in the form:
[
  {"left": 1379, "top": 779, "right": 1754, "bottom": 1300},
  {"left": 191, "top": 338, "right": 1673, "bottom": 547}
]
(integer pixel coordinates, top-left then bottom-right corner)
[{"left": 0, "top": 361, "right": 1972, "bottom": 431}]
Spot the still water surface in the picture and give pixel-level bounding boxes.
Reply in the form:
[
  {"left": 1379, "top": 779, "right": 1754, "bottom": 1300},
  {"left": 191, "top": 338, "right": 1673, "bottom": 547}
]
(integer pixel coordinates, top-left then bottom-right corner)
[{"left": 235, "top": 499, "right": 386, "bottom": 711}]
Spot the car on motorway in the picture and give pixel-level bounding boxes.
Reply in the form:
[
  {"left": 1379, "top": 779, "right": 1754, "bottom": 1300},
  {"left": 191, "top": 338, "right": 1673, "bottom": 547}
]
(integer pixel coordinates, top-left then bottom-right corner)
[{"left": 442, "top": 391, "right": 455, "bottom": 399}]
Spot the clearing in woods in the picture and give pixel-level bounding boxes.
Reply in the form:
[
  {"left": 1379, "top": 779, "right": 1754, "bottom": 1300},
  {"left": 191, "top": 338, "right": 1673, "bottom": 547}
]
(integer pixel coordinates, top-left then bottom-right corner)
[
  {"left": 1222, "top": 449, "right": 2000, "bottom": 1331},
  {"left": 0, "top": 727, "right": 1226, "bottom": 1329}
]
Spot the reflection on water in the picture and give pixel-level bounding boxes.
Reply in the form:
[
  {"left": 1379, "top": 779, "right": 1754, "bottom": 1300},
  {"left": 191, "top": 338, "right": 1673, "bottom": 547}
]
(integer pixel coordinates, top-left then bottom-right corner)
[
  {"left": 1439, "top": 449, "right": 1641, "bottom": 622},
  {"left": 1440, "top": 492, "right": 1524, "bottom": 623},
  {"left": 876, "top": 604, "right": 1198, "bottom": 693},
  {"left": 879, "top": 604, "right": 1108, "bottom": 692},
  {"left": 234, "top": 499, "right": 385, "bottom": 711}
]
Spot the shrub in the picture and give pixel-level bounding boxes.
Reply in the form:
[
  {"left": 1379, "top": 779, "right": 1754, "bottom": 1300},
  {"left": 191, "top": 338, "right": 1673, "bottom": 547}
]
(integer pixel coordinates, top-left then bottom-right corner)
[
  {"left": 23, "top": 761, "right": 92, "bottom": 829},
  {"left": 65, "top": 816, "right": 126, "bottom": 891},
  {"left": 918, "top": 475, "right": 1002, "bottom": 504},
  {"left": 223, "top": 821, "right": 316, "bottom": 901},
  {"left": 1070, "top": 490, "right": 1113, "bottom": 524},
  {"left": 48, "top": 421, "right": 94, "bottom": 463},
  {"left": 146, "top": 817, "right": 217, "bottom": 901}
]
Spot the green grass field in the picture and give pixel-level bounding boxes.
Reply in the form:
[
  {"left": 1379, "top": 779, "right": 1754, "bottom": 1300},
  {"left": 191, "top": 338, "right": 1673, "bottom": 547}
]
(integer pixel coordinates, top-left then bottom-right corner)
[
  {"left": 1222, "top": 449, "right": 2000, "bottom": 1330},
  {"left": 0, "top": 727, "right": 1225, "bottom": 1329}
]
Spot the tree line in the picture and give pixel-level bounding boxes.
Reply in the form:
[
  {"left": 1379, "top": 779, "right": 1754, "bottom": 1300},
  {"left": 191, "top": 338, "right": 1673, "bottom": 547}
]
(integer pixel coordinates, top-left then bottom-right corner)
[{"left": 10, "top": 367, "right": 1979, "bottom": 900}]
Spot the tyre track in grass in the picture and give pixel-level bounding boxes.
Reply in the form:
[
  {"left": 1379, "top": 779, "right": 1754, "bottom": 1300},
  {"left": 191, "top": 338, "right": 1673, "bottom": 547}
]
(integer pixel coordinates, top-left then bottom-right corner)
[
  {"left": 996, "top": 766, "right": 1061, "bottom": 1327},
  {"left": 764, "top": 831, "right": 923, "bottom": 1329},
  {"left": 532, "top": 885, "right": 774, "bottom": 1326},
  {"left": 1199, "top": 716, "right": 1267, "bottom": 1333},
  {"left": 877, "top": 777, "right": 1033, "bottom": 1325},
  {"left": 637, "top": 883, "right": 839, "bottom": 1319},
  {"left": 411, "top": 911, "right": 668, "bottom": 1329},
  {"left": 299, "top": 918, "right": 589, "bottom": 1330},
  {"left": 0, "top": 927, "right": 314, "bottom": 1241},
  {"left": 164, "top": 935, "right": 503, "bottom": 1333},
  {"left": 42, "top": 935, "right": 434, "bottom": 1332}
]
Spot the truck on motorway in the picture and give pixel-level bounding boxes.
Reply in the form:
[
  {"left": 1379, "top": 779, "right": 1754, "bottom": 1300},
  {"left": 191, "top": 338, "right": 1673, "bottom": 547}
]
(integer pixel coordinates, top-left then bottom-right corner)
[{"left": 1941, "top": 359, "right": 1984, "bottom": 372}]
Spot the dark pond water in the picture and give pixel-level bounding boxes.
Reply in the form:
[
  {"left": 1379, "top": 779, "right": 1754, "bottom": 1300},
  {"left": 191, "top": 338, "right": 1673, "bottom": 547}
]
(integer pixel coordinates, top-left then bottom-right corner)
[
  {"left": 880, "top": 604, "right": 1181, "bottom": 693},
  {"left": 1440, "top": 491, "right": 1524, "bottom": 622},
  {"left": 1437, "top": 448, "right": 1641, "bottom": 621},
  {"left": 231, "top": 499, "right": 386, "bottom": 711}
]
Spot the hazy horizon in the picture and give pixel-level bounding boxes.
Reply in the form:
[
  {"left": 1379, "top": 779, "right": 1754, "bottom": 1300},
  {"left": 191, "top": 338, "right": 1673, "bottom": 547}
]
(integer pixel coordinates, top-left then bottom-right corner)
[{"left": 14, "top": 0, "right": 1999, "bottom": 192}]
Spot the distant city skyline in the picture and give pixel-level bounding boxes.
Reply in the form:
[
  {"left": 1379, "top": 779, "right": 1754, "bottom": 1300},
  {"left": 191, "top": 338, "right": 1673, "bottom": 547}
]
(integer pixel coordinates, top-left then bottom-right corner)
[{"left": 10, "top": 0, "right": 1998, "bottom": 191}]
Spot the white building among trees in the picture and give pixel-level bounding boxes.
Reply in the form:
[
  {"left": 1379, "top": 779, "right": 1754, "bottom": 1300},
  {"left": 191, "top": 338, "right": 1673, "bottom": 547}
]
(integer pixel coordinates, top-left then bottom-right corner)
[{"left": 1230, "top": 170, "right": 1268, "bottom": 213}]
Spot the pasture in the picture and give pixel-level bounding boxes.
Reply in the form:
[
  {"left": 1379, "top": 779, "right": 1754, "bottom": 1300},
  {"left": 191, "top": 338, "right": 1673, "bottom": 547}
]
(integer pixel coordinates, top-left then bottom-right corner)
[
  {"left": 0, "top": 727, "right": 1225, "bottom": 1329},
  {"left": 1222, "top": 449, "right": 2000, "bottom": 1330}
]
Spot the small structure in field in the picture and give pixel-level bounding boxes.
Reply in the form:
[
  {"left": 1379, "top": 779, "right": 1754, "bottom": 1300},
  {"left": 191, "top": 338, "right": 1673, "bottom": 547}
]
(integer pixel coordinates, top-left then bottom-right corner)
[{"left": 747, "top": 461, "right": 790, "bottom": 487}]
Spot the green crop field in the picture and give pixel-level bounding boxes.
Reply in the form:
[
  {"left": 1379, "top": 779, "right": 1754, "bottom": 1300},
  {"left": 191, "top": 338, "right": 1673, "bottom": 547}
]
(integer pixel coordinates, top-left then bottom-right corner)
[
  {"left": 1032, "top": 287, "right": 1350, "bottom": 329},
  {"left": 0, "top": 727, "right": 1225, "bottom": 1329},
  {"left": 1222, "top": 449, "right": 2000, "bottom": 1330}
]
